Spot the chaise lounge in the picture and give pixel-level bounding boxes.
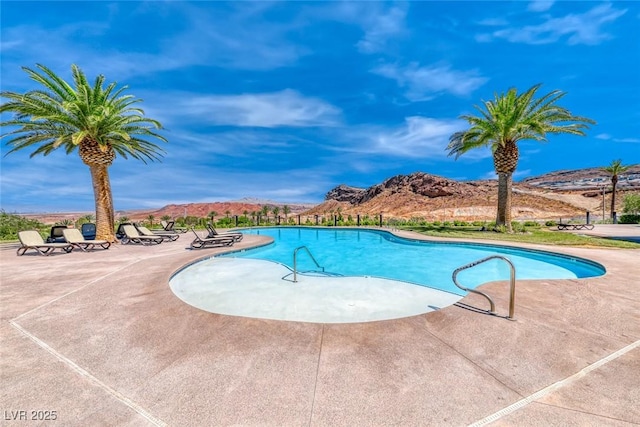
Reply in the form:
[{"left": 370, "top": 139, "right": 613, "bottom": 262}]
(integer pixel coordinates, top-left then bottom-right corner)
[
  {"left": 17, "top": 230, "right": 74, "bottom": 256},
  {"left": 135, "top": 224, "right": 180, "bottom": 242},
  {"left": 206, "top": 222, "right": 243, "bottom": 242},
  {"left": 161, "top": 220, "right": 188, "bottom": 234},
  {"left": 62, "top": 228, "right": 111, "bottom": 251},
  {"left": 121, "top": 225, "right": 164, "bottom": 245},
  {"left": 189, "top": 227, "right": 236, "bottom": 249},
  {"left": 557, "top": 222, "right": 595, "bottom": 231}
]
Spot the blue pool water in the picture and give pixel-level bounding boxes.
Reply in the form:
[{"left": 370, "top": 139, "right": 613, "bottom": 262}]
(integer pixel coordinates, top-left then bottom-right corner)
[{"left": 223, "top": 227, "right": 605, "bottom": 295}]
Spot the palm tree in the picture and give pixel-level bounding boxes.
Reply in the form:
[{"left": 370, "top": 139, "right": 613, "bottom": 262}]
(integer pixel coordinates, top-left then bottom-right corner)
[
  {"left": 283, "top": 205, "right": 291, "bottom": 223},
  {"left": 1, "top": 64, "right": 166, "bottom": 241},
  {"left": 602, "top": 159, "right": 632, "bottom": 219},
  {"left": 261, "top": 205, "right": 270, "bottom": 225},
  {"left": 447, "top": 84, "right": 594, "bottom": 232},
  {"left": 146, "top": 214, "right": 155, "bottom": 227},
  {"left": 208, "top": 211, "right": 218, "bottom": 225},
  {"left": 272, "top": 206, "right": 280, "bottom": 224}
]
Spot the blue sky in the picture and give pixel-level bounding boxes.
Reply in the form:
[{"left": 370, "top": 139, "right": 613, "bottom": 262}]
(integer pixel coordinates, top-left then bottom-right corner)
[{"left": 1, "top": 1, "right": 638, "bottom": 212}]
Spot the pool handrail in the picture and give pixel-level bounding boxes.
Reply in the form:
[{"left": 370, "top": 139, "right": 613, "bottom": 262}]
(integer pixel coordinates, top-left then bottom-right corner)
[
  {"left": 452, "top": 255, "right": 517, "bottom": 320},
  {"left": 293, "top": 246, "right": 324, "bottom": 283}
]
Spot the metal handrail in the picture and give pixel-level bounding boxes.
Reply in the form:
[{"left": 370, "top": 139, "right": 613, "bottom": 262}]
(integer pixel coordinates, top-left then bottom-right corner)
[
  {"left": 293, "top": 246, "right": 324, "bottom": 283},
  {"left": 452, "top": 255, "right": 517, "bottom": 320}
]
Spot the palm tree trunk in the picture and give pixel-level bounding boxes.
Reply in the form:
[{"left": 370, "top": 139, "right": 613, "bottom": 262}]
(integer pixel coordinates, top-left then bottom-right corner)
[
  {"left": 89, "top": 164, "right": 116, "bottom": 242},
  {"left": 496, "top": 172, "right": 513, "bottom": 232},
  {"left": 610, "top": 176, "right": 618, "bottom": 219}
]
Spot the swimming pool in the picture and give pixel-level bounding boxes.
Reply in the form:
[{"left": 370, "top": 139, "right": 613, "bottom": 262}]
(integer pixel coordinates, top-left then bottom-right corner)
[{"left": 223, "top": 227, "right": 605, "bottom": 295}]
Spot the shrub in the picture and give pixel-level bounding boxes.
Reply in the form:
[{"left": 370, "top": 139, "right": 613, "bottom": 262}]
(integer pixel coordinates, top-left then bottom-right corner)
[
  {"left": 523, "top": 221, "right": 541, "bottom": 227},
  {"left": 0, "top": 211, "right": 47, "bottom": 241},
  {"left": 623, "top": 194, "right": 640, "bottom": 214},
  {"left": 619, "top": 214, "right": 640, "bottom": 224},
  {"left": 545, "top": 220, "right": 557, "bottom": 226}
]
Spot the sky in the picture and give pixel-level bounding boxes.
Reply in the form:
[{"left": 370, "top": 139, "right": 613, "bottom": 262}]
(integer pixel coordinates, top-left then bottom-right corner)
[{"left": 1, "top": 1, "right": 639, "bottom": 213}]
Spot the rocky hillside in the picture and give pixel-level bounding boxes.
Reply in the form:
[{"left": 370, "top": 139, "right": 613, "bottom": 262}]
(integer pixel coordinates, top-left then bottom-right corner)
[
  {"left": 305, "top": 170, "right": 639, "bottom": 221},
  {"left": 522, "top": 165, "right": 640, "bottom": 190}
]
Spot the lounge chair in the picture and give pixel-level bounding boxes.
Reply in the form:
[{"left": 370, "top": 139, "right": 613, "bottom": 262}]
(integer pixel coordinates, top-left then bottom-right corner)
[
  {"left": 161, "top": 220, "right": 187, "bottom": 234},
  {"left": 121, "top": 225, "right": 164, "bottom": 245},
  {"left": 62, "top": 228, "right": 111, "bottom": 251},
  {"left": 206, "top": 222, "right": 243, "bottom": 242},
  {"left": 46, "top": 225, "right": 68, "bottom": 243},
  {"left": 135, "top": 224, "right": 179, "bottom": 242},
  {"left": 17, "top": 230, "right": 74, "bottom": 256},
  {"left": 189, "top": 227, "right": 235, "bottom": 249},
  {"left": 115, "top": 222, "right": 132, "bottom": 239},
  {"left": 557, "top": 222, "right": 595, "bottom": 231}
]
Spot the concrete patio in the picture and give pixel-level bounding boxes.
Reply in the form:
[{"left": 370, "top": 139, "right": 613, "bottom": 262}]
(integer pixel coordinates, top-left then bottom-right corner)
[{"left": 1, "top": 228, "right": 638, "bottom": 426}]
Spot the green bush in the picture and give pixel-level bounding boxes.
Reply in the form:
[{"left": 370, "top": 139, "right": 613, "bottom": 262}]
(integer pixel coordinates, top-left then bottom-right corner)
[
  {"left": 619, "top": 214, "right": 640, "bottom": 224},
  {"left": 623, "top": 194, "right": 640, "bottom": 214},
  {"left": 545, "top": 220, "right": 557, "bottom": 226},
  {"left": 0, "top": 211, "right": 47, "bottom": 241},
  {"left": 523, "top": 221, "right": 541, "bottom": 227}
]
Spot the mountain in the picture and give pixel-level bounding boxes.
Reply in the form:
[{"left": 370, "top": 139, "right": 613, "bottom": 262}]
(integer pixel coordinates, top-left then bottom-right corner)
[{"left": 305, "top": 168, "right": 640, "bottom": 221}]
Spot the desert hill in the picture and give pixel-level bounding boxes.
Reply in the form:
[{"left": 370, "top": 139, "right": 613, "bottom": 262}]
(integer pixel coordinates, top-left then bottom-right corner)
[{"left": 305, "top": 168, "right": 640, "bottom": 222}]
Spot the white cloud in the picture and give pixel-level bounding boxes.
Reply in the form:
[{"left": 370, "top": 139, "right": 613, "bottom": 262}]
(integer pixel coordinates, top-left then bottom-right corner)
[
  {"left": 335, "top": 117, "right": 467, "bottom": 159},
  {"left": 372, "top": 62, "right": 487, "bottom": 101},
  {"left": 527, "top": 0, "right": 555, "bottom": 12},
  {"left": 491, "top": 3, "right": 627, "bottom": 45},
  {"left": 374, "top": 117, "right": 460, "bottom": 157},
  {"left": 595, "top": 133, "right": 640, "bottom": 143},
  {"left": 170, "top": 90, "right": 342, "bottom": 128},
  {"left": 356, "top": 5, "right": 408, "bottom": 54}
]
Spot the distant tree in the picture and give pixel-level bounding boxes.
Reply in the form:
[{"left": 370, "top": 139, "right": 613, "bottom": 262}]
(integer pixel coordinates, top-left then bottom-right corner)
[
  {"left": 283, "top": 205, "right": 290, "bottom": 223},
  {"left": 208, "top": 211, "right": 217, "bottom": 225},
  {"left": 261, "top": 205, "right": 270, "bottom": 224},
  {"left": 147, "top": 214, "right": 155, "bottom": 227},
  {"left": 77, "top": 213, "right": 95, "bottom": 225},
  {"left": 0, "top": 64, "right": 166, "bottom": 241},
  {"left": 118, "top": 216, "right": 130, "bottom": 223},
  {"left": 161, "top": 215, "right": 171, "bottom": 222},
  {"left": 272, "top": 206, "right": 280, "bottom": 224},
  {"left": 447, "top": 84, "right": 594, "bottom": 232},
  {"left": 225, "top": 210, "right": 231, "bottom": 218},
  {"left": 602, "top": 160, "right": 633, "bottom": 218}
]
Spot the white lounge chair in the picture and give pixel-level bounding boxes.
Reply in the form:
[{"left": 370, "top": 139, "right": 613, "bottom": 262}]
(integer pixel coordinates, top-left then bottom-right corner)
[
  {"left": 136, "top": 225, "right": 179, "bottom": 242},
  {"left": 17, "top": 230, "right": 74, "bottom": 256},
  {"left": 189, "top": 228, "right": 235, "bottom": 249},
  {"left": 121, "top": 225, "right": 164, "bottom": 245},
  {"left": 62, "top": 228, "right": 111, "bottom": 251}
]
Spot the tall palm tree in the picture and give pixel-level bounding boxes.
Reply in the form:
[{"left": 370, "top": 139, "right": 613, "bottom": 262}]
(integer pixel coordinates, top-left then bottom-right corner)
[
  {"left": 447, "top": 84, "right": 594, "bottom": 232},
  {"left": 1, "top": 64, "right": 166, "bottom": 241},
  {"left": 602, "top": 159, "right": 632, "bottom": 219},
  {"left": 147, "top": 214, "right": 155, "bottom": 227}
]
